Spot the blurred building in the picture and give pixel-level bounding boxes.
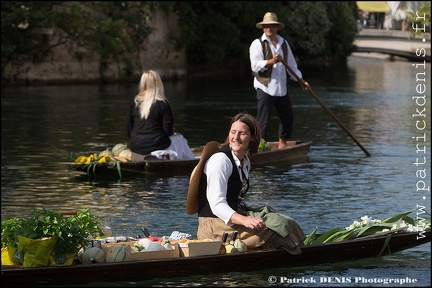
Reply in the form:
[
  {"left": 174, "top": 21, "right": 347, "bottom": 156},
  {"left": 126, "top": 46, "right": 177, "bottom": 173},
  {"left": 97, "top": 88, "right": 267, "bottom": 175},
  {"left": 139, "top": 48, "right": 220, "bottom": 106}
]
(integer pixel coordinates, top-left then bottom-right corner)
[{"left": 356, "top": 1, "right": 427, "bottom": 30}]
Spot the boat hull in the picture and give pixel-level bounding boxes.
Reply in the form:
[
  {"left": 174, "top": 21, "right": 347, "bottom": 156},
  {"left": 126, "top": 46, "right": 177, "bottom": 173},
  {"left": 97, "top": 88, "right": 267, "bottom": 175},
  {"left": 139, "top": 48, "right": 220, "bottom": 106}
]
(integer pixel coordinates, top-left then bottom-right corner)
[
  {"left": 69, "top": 141, "right": 312, "bottom": 178},
  {"left": 2, "top": 231, "right": 429, "bottom": 286}
]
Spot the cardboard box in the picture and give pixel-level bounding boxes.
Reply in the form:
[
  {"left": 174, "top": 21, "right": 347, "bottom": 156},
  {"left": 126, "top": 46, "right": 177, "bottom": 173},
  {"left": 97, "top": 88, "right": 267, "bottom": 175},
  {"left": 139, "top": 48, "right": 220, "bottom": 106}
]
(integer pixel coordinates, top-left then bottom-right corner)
[
  {"left": 101, "top": 241, "right": 179, "bottom": 261},
  {"left": 178, "top": 240, "right": 222, "bottom": 257}
]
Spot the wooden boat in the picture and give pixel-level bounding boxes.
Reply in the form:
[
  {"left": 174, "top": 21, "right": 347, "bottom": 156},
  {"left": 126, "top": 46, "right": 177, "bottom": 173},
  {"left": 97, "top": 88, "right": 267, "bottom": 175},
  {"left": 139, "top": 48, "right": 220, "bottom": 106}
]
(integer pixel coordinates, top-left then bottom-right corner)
[
  {"left": 1, "top": 230, "right": 429, "bottom": 286},
  {"left": 68, "top": 140, "right": 312, "bottom": 178}
]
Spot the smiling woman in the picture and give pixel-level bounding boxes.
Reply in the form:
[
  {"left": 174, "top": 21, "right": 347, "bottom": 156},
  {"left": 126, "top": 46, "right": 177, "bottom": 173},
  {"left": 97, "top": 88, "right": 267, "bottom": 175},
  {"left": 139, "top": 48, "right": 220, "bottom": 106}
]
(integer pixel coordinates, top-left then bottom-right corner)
[{"left": 188, "top": 113, "right": 307, "bottom": 254}]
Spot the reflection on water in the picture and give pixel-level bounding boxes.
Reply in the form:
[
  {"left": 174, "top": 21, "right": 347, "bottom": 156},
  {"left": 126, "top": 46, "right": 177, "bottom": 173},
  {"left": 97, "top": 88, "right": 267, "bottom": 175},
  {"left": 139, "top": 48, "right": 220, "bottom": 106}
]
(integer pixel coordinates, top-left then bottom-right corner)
[{"left": 1, "top": 56, "right": 430, "bottom": 286}]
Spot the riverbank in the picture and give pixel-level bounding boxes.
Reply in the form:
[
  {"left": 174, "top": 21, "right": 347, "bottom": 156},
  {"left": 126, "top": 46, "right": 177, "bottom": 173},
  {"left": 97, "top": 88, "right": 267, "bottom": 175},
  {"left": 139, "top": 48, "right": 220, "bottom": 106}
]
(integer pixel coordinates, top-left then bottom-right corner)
[{"left": 3, "top": 26, "right": 429, "bottom": 86}]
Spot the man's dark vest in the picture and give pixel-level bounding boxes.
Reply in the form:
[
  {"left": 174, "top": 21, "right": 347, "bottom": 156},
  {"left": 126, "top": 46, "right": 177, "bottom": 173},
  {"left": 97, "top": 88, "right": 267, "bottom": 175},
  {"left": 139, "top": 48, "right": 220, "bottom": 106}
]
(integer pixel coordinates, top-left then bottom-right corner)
[
  {"left": 198, "top": 146, "right": 243, "bottom": 218},
  {"left": 254, "top": 38, "right": 288, "bottom": 87}
]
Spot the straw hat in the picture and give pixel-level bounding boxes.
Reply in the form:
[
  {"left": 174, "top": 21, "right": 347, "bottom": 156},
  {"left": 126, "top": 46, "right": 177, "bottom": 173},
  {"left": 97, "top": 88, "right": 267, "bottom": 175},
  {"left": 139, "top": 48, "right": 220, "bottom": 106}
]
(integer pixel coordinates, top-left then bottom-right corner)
[
  {"left": 186, "top": 141, "right": 221, "bottom": 215},
  {"left": 256, "top": 12, "right": 285, "bottom": 30}
]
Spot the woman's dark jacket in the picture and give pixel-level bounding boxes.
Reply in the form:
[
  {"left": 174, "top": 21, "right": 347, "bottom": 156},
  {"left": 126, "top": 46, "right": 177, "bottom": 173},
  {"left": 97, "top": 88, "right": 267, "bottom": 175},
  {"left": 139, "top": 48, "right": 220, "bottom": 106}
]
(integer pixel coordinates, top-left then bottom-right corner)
[{"left": 126, "top": 99, "right": 174, "bottom": 155}]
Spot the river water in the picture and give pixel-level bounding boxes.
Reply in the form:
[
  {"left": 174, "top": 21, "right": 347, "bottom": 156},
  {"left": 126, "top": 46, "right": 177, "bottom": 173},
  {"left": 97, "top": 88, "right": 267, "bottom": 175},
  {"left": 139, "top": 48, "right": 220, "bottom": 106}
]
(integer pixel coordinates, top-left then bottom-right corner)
[{"left": 1, "top": 55, "right": 430, "bottom": 287}]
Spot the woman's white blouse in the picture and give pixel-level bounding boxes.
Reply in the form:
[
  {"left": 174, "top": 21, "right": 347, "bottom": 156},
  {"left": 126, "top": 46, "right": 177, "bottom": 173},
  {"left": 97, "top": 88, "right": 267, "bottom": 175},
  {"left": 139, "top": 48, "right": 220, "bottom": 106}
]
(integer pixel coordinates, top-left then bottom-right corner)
[{"left": 203, "top": 150, "right": 250, "bottom": 225}]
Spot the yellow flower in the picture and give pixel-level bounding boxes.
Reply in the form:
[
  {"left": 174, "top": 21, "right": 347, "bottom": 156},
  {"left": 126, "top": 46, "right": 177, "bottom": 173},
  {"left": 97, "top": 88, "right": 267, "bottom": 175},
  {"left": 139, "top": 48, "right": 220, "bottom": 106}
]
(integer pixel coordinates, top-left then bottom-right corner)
[
  {"left": 74, "top": 156, "right": 86, "bottom": 164},
  {"left": 84, "top": 154, "right": 95, "bottom": 164},
  {"left": 98, "top": 155, "right": 112, "bottom": 163}
]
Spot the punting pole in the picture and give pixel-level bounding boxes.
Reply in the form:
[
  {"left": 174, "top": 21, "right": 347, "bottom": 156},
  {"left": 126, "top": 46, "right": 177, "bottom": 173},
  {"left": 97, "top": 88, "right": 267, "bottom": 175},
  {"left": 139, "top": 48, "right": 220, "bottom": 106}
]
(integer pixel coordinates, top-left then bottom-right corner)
[{"left": 281, "top": 59, "right": 371, "bottom": 157}]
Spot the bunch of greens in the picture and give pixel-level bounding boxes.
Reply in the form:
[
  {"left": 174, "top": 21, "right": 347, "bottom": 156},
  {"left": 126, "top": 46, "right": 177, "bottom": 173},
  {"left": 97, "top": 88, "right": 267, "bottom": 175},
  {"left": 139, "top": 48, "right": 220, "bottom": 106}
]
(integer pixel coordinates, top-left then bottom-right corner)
[
  {"left": 1, "top": 208, "right": 104, "bottom": 258},
  {"left": 304, "top": 208, "right": 430, "bottom": 245},
  {"left": 1, "top": 217, "right": 23, "bottom": 248}
]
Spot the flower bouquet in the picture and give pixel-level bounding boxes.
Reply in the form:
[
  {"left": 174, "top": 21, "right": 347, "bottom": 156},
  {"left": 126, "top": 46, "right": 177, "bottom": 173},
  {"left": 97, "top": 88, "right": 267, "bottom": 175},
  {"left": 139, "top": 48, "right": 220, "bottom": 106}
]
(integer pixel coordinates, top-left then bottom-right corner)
[{"left": 304, "top": 208, "right": 430, "bottom": 245}]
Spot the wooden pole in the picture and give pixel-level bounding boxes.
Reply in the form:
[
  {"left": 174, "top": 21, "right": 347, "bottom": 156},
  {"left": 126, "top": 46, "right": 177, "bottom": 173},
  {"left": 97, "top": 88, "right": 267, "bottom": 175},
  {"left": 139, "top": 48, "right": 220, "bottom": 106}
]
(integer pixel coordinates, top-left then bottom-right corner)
[{"left": 281, "top": 59, "right": 371, "bottom": 157}]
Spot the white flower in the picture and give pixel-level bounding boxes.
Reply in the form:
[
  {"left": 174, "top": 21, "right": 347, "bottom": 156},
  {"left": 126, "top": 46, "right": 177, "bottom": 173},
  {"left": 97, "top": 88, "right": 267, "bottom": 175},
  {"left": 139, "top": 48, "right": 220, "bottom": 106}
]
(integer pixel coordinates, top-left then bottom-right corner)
[
  {"left": 392, "top": 221, "right": 408, "bottom": 230},
  {"left": 361, "top": 215, "right": 374, "bottom": 226},
  {"left": 407, "top": 222, "right": 430, "bottom": 232},
  {"left": 346, "top": 220, "right": 363, "bottom": 230},
  {"left": 406, "top": 224, "right": 418, "bottom": 232}
]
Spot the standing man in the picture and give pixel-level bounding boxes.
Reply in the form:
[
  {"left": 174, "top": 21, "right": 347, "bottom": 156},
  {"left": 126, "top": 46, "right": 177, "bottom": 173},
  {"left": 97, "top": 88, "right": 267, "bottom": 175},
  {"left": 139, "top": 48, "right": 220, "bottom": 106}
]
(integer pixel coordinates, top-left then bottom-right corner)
[{"left": 249, "top": 12, "right": 309, "bottom": 149}]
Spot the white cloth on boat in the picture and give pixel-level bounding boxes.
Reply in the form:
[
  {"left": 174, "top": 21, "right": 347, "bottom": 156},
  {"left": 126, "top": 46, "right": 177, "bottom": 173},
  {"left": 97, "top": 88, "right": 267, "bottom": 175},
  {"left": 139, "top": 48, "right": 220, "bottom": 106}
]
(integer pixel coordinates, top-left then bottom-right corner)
[
  {"left": 168, "top": 231, "right": 192, "bottom": 240},
  {"left": 150, "top": 134, "right": 195, "bottom": 160},
  {"left": 151, "top": 150, "right": 178, "bottom": 159}
]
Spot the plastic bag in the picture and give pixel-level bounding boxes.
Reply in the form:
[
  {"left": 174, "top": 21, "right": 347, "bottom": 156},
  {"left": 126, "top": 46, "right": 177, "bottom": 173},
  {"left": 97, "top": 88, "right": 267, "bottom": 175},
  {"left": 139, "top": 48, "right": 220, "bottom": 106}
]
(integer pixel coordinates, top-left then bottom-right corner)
[
  {"left": 1, "top": 247, "right": 17, "bottom": 265},
  {"left": 17, "top": 235, "right": 58, "bottom": 267}
]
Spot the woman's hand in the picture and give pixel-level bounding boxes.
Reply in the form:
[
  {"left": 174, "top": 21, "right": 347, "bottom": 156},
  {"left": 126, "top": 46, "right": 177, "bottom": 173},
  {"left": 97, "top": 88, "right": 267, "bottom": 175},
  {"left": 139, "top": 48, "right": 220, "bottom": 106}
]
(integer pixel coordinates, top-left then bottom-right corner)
[
  {"left": 230, "top": 213, "right": 266, "bottom": 231},
  {"left": 244, "top": 217, "right": 266, "bottom": 231}
]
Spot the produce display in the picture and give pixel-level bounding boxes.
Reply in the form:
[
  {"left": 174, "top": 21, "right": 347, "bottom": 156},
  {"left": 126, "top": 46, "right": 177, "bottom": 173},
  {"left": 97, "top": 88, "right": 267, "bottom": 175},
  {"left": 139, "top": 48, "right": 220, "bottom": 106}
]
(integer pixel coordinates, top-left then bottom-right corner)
[
  {"left": 74, "top": 143, "right": 132, "bottom": 164},
  {"left": 80, "top": 247, "right": 105, "bottom": 264},
  {"left": 105, "top": 246, "right": 129, "bottom": 263},
  {"left": 2, "top": 208, "right": 429, "bottom": 267}
]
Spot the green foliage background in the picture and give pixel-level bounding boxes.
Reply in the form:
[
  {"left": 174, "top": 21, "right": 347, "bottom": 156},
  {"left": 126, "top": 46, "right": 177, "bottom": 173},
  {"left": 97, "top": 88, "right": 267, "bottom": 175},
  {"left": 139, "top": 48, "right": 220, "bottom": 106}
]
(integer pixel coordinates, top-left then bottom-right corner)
[{"left": 1, "top": 1, "right": 359, "bottom": 81}]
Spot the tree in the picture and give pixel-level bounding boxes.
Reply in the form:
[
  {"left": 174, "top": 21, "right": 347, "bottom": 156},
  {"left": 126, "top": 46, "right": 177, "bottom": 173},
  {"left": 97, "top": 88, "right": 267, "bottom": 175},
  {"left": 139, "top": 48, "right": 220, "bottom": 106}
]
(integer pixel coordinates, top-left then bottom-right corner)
[
  {"left": 172, "top": 1, "right": 358, "bottom": 70},
  {"left": 2, "top": 1, "right": 359, "bottom": 83},
  {"left": 1, "top": 2, "right": 59, "bottom": 70},
  {"left": 1, "top": 1, "right": 159, "bottom": 81},
  {"left": 406, "top": 2, "right": 431, "bottom": 37}
]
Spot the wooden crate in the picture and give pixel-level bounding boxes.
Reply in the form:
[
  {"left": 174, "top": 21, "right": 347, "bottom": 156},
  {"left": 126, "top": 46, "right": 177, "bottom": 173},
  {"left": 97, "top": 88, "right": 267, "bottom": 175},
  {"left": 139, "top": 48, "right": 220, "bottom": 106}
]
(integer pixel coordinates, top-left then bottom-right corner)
[
  {"left": 178, "top": 240, "right": 222, "bottom": 257},
  {"left": 101, "top": 241, "right": 179, "bottom": 261}
]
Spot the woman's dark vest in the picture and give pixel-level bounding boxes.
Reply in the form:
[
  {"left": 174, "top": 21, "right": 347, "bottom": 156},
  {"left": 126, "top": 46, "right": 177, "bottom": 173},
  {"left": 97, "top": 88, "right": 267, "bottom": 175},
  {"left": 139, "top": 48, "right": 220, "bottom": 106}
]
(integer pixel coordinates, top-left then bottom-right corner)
[{"left": 197, "top": 146, "right": 242, "bottom": 218}]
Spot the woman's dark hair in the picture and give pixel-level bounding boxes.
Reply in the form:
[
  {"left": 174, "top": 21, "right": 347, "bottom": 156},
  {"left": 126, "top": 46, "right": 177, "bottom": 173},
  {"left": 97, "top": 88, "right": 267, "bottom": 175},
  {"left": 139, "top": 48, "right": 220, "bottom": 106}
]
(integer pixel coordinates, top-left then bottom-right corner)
[{"left": 223, "top": 113, "right": 261, "bottom": 155}]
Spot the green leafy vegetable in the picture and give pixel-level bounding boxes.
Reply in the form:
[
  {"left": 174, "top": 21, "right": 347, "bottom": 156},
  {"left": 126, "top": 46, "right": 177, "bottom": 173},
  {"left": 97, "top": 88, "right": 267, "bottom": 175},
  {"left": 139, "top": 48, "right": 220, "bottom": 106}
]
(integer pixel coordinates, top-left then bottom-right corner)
[{"left": 1, "top": 208, "right": 104, "bottom": 257}]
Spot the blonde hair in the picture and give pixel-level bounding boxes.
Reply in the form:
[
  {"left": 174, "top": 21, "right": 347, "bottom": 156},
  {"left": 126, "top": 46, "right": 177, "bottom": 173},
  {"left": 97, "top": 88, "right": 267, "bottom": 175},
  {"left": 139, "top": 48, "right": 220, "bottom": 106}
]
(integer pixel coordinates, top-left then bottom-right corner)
[{"left": 135, "top": 70, "right": 168, "bottom": 119}]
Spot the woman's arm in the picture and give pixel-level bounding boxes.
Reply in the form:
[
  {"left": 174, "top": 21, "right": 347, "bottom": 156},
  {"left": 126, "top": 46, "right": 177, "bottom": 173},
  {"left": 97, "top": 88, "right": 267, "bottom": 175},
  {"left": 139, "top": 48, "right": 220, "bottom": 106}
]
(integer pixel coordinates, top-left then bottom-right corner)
[
  {"left": 205, "top": 153, "right": 235, "bottom": 223},
  {"left": 162, "top": 101, "right": 175, "bottom": 136}
]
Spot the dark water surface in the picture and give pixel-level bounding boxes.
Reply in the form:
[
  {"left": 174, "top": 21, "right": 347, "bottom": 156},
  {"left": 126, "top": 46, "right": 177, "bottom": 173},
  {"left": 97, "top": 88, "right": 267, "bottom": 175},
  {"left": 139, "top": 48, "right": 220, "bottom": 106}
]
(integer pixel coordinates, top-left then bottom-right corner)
[{"left": 1, "top": 56, "right": 430, "bottom": 287}]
